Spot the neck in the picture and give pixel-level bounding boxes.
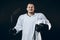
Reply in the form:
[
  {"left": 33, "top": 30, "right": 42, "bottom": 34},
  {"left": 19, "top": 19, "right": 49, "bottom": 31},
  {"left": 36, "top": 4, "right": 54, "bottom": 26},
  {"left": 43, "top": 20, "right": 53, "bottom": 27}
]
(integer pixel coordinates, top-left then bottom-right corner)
[{"left": 27, "top": 12, "right": 34, "bottom": 17}]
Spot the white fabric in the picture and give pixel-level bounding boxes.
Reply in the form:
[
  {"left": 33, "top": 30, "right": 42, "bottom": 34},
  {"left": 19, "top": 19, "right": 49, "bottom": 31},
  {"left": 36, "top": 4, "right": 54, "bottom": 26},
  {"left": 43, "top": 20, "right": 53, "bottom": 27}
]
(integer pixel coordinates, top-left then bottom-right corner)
[{"left": 14, "top": 13, "right": 51, "bottom": 40}]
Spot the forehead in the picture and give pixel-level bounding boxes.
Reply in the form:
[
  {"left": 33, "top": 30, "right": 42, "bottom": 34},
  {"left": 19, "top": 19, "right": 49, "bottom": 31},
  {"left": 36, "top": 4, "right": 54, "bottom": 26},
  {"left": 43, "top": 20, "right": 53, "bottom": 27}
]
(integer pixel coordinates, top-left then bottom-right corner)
[{"left": 27, "top": 4, "right": 34, "bottom": 7}]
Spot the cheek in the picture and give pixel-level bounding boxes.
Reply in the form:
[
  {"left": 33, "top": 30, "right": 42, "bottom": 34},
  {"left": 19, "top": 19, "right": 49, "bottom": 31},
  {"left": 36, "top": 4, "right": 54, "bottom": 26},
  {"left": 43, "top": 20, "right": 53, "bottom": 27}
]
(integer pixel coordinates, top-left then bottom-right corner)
[
  {"left": 33, "top": 8, "right": 35, "bottom": 10},
  {"left": 27, "top": 8, "right": 35, "bottom": 11},
  {"left": 27, "top": 8, "right": 31, "bottom": 11},
  {"left": 32, "top": 8, "right": 35, "bottom": 11}
]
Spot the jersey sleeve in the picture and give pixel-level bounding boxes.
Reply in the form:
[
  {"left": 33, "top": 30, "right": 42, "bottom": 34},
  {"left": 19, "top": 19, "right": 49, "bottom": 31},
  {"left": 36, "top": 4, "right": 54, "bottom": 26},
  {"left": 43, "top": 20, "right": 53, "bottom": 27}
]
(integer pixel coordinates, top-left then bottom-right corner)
[
  {"left": 14, "top": 15, "right": 23, "bottom": 33},
  {"left": 36, "top": 13, "right": 51, "bottom": 30}
]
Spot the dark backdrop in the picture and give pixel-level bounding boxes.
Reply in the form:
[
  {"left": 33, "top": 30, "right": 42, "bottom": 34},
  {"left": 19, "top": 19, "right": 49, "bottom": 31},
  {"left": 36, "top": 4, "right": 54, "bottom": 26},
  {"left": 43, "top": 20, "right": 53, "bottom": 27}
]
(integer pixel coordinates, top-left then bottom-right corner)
[{"left": 0, "top": 0, "right": 60, "bottom": 40}]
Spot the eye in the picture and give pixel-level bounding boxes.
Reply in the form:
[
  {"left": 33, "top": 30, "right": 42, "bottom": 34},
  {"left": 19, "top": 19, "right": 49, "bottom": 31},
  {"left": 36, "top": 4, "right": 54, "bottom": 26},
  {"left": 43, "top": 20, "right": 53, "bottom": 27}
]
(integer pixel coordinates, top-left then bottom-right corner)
[
  {"left": 31, "top": 7, "right": 32, "bottom": 8},
  {"left": 29, "top": 7, "right": 30, "bottom": 8}
]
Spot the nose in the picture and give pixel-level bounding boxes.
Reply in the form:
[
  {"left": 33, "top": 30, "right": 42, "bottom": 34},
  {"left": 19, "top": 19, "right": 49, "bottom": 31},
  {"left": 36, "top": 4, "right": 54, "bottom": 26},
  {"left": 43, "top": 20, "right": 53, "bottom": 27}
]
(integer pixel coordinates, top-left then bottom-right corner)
[
  {"left": 29, "top": 7, "right": 32, "bottom": 9},
  {"left": 30, "top": 7, "right": 33, "bottom": 10}
]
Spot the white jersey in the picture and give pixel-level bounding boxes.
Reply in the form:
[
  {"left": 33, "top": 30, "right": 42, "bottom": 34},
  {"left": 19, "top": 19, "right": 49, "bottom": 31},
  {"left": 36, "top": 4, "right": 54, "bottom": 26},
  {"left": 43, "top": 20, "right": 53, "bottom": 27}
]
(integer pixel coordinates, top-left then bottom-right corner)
[{"left": 14, "top": 13, "right": 51, "bottom": 40}]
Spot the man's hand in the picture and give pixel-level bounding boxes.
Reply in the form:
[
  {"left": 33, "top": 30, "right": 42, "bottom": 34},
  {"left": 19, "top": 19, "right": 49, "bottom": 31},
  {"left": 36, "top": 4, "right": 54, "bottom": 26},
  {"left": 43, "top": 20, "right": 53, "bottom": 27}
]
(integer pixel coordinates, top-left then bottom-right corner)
[
  {"left": 35, "top": 23, "right": 48, "bottom": 32},
  {"left": 9, "top": 28, "right": 17, "bottom": 35}
]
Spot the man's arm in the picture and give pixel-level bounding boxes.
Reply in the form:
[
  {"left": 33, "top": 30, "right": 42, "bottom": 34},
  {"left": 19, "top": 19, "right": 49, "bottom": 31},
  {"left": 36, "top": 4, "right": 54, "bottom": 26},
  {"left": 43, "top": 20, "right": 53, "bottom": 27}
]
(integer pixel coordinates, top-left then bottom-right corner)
[
  {"left": 13, "top": 15, "right": 23, "bottom": 33},
  {"left": 40, "top": 13, "right": 51, "bottom": 30},
  {"left": 9, "top": 15, "right": 23, "bottom": 35},
  {"left": 35, "top": 13, "right": 51, "bottom": 30}
]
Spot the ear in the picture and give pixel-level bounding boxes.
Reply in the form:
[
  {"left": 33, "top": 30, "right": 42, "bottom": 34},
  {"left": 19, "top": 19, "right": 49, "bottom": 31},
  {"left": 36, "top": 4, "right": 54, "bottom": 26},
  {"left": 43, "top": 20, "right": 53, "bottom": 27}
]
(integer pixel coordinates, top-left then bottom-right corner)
[{"left": 26, "top": 7, "right": 28, "bottom": 11}]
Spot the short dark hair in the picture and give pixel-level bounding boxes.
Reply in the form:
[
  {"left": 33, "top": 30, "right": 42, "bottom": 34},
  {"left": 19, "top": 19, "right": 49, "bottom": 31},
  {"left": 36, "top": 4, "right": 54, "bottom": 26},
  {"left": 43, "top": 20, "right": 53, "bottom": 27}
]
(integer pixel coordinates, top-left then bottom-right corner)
[
  {"left": 26, "top": 2, "right": 35, "bottom": 8},
  {"left": 27, "top": 2, "right": 35, "bottom": 6}
]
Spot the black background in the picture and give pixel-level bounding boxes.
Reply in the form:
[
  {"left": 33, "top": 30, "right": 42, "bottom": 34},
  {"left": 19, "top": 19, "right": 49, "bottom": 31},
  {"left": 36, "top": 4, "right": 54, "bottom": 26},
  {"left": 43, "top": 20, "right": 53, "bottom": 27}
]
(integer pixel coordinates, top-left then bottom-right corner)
[{"left": 0, "top": 0, "right": 60, "bottom": 40}]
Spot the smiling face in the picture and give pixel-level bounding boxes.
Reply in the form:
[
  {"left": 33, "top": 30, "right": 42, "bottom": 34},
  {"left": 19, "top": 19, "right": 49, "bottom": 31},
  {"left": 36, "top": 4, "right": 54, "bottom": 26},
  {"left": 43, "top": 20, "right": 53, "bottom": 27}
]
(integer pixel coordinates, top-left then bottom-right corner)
[{"left": 27, "top": 4, "right": 35, "bottom": 13}]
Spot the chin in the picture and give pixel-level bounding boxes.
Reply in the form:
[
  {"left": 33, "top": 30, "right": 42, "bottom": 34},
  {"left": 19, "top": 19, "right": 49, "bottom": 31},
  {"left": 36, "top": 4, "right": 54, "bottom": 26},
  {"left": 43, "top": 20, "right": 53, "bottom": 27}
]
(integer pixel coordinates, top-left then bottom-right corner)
[
  {"left": 29, "top": 12, "right": 34, "bottom": 13},
  {"left": 29, "top": 11, "right": 34, "bottom": 13}
]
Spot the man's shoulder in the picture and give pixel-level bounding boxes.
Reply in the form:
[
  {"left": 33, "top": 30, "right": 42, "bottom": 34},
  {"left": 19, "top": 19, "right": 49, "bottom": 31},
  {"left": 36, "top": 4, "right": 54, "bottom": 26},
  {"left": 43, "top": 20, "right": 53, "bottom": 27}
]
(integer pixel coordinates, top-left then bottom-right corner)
[
  {"left": 35, "top": 13, "right": 44, "bottom": 16},
  {"left": 18, "top": 14, "right": 26, "bottom": 19},
  {"left": 19, "top": 14, "right": 26, "bottom": 17}
]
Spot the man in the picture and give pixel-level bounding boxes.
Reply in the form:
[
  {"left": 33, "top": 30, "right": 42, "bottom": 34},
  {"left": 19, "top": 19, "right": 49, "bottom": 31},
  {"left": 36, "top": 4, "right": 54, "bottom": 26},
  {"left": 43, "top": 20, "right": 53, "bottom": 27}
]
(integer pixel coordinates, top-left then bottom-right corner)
[{"left": 12, "top": 2, "right": 51, "bottom": 40}]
